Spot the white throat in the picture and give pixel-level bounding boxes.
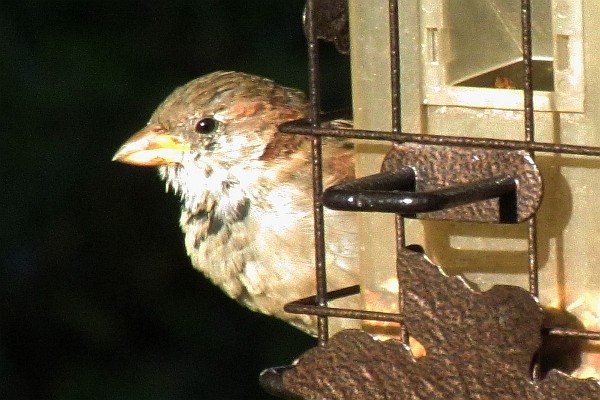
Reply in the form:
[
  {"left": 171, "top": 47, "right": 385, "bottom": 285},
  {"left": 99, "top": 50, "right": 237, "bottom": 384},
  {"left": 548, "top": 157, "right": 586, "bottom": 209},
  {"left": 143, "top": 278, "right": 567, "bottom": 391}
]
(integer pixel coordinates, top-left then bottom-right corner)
[{"left": 159, "top": 154, "right": 265, "bottom": 222}]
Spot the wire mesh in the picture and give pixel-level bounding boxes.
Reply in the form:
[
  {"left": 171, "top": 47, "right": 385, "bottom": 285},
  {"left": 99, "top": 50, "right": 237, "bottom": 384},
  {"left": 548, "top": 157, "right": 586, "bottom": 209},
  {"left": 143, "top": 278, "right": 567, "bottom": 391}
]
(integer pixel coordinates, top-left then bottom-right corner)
[{"left": 288, "top": 0, "right": 600, "bottom": 356}]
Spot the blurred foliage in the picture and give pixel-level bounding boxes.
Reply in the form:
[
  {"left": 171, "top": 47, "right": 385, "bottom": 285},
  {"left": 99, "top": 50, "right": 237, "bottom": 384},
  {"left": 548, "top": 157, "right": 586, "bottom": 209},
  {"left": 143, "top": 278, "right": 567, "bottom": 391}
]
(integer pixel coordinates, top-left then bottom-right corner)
[{"left": 0, "top": 1, "right": 351, "bottom": 399}]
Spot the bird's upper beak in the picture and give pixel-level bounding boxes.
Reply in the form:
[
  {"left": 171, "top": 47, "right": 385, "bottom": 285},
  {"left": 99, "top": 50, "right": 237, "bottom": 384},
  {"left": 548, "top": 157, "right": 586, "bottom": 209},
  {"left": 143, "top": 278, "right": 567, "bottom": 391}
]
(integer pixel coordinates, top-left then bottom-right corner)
[{"left": 112, "top": 124, "right": 191, "bottom": 166}]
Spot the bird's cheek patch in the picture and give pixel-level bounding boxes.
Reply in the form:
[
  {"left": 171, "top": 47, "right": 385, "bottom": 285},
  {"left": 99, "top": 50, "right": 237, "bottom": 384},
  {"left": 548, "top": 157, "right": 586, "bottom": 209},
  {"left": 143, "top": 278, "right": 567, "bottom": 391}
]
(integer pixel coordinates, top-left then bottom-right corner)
[
  {"left": 275, "top": 108, "right": 305, "bottom": 121},
  {"left": 228, "top": 101, "right": 266, "bottom": 118}
]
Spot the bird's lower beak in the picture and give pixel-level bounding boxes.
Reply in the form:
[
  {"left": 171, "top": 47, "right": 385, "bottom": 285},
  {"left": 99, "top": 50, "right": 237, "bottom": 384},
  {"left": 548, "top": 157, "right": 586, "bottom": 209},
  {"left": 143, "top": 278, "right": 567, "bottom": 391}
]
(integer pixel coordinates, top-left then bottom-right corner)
[{"left": 112, "top": 124, "right": 191, "bottom": 166}]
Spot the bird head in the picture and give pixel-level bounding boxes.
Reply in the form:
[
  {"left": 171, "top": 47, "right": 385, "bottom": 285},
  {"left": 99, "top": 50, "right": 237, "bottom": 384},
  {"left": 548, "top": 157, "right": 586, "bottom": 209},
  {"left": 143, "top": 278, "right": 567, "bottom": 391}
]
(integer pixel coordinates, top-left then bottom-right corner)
[{"left": 113, "top": 71, "right": 309, "bottom": 216}]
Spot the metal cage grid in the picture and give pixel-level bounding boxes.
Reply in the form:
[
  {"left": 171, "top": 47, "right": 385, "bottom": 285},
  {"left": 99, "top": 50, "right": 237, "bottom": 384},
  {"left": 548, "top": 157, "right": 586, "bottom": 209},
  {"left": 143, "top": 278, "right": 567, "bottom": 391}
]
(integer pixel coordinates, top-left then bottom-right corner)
[{"left": 281, "top": 0, "right": 600, "bottom": 373}]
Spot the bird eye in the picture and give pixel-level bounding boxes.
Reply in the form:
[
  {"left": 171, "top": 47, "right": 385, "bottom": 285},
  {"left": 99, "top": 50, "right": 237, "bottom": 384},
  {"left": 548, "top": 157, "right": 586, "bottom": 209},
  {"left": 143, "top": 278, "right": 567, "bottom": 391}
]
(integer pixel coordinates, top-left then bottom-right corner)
[{"left": 195, "top": 117, "right": 218, "bottom": 134}]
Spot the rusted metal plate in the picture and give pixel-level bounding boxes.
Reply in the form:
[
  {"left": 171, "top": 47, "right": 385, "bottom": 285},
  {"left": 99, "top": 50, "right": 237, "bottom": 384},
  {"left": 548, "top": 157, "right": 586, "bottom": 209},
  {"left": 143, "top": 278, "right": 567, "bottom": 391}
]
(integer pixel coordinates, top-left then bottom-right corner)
[
  {"left": 261, "top": 249, "right": 600, "bottom": 399},
  {"left": 381, "top": 143, "right": 543, "bottom": 223}
]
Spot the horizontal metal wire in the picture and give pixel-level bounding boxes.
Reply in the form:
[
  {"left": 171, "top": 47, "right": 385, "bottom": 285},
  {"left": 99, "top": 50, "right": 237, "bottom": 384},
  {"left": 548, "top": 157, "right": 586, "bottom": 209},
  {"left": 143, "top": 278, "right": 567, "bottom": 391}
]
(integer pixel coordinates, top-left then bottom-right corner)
[
  {"left": 284, "top": 285, "right": 405, "bottom": 323},
  {"left": 279, "top": 120, "right": 600, "bottom": 158},
  {"left": 283, "top": 286, "right": 600, "bottom": 341},
  {"left": 544, "top": 327, "right": 600, "bottom": 341}
]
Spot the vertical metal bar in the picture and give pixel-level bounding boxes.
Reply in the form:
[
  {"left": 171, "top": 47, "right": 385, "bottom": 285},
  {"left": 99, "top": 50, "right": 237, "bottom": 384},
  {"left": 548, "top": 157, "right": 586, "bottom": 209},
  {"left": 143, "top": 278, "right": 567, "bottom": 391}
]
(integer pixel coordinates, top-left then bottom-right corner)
[
  {"left": 521, "top": 2, "right": 534, "bottom": 144},
  {"left": 395, "top": 214, "right": 406, "bottom": 257},
  {"left": 389, "top": 0, "right": 401, "bottom": 134},
  {"left": 305, "top": 0, "right": 329, "bottom": 345},
  {"left": 389, "top": 0, "right": 404, "bottom": 250},
  {"left": 521, "top": 0, "right": 540, "bottom": 379},
  {"left": 389, "top": 0, "right": 408, "bottom": 343},
  {"left": 527, "top": 218, "right": 539, "bottom": 297},
  {"left": 520, "top": 0, "right": 539, "bottom": 299}
]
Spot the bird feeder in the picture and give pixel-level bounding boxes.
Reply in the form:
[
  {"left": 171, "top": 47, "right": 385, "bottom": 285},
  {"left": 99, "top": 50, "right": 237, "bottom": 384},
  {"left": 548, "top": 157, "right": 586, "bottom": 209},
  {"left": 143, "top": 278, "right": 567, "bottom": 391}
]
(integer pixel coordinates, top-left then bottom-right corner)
[
  {"left": 262, "top": 0, "right": 600, "bottom": 398},
  {"left": 349, "top": 0, "right": 599, "bottom": 379}
]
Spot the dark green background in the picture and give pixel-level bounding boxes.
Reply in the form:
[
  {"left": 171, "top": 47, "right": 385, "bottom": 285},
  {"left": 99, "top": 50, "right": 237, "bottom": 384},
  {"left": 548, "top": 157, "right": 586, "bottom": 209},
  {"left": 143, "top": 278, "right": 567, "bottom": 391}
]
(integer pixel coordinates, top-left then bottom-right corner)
[{"left": 1, "top": 1, "right": 350, "bottom": 399}]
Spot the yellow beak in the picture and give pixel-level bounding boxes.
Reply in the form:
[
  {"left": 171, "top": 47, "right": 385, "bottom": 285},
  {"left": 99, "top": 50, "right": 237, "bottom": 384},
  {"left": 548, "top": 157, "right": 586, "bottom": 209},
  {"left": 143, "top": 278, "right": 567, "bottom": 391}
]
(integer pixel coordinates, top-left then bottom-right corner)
[{"left": 112, "top": 124, "right": 191, "bottom": 166}]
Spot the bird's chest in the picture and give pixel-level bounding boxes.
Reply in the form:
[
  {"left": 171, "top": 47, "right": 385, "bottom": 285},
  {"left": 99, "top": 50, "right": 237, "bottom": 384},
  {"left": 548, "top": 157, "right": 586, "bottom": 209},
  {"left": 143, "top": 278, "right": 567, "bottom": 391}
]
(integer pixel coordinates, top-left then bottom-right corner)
[{"left": 179, "top": 186, "right": 317, "bottom": 312}]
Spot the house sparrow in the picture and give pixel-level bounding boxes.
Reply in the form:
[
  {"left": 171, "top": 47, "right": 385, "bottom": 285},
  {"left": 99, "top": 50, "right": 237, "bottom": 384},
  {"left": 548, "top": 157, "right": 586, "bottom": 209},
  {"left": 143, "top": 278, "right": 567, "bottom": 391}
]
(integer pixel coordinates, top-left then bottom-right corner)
[{"left": 113, "top": 71, "right": 360, "bottom": 335}]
